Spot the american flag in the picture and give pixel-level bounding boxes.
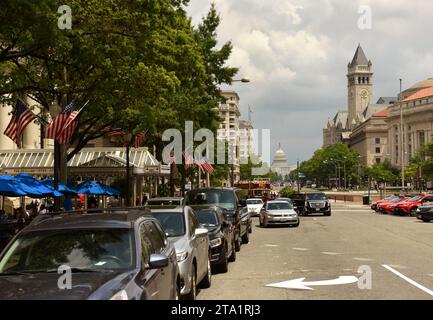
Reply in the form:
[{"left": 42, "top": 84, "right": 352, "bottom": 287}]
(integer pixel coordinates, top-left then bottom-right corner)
[
  {"left": 107, "top": 127, "right": 125, "bottom": 138},
  {"left": 195, "top": 157, "right": 214, "bottom": 174},
  {"left": 45, "top": 101, "right": 75, "bottom": 140},
  {"left": 57, "top": 107, "right": 82, "bottom": 145},
  {"left": 3, "top": 100, "right": 37, "bottom": 146},
  {"left": 133, "top": 130, "right": 147, "bottom": 148},
  {"left": 182, "top": 150, "right": 194, "bottom": 169},
  {"left": 199, "top": 157, "right": 214, "bottom": 174}
]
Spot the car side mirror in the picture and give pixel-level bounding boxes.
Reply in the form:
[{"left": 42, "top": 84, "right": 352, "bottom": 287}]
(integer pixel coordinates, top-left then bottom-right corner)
[
  {"left": 195, "top": 227, "right": 208, "bottom": 237},
  {"left": 147, "top": 254, "right": 169, "bottom": 269}
]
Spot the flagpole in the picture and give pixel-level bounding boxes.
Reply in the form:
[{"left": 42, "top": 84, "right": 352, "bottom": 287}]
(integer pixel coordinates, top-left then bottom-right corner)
[
  {"left": 62, "top": 100, "right": 89, "bottom": 131},
  {"left": 198, "top": 166, "right": 202, "bottom": 188},
  {"left": 207, "top": 172, "right": 210, "bottom": 187}
]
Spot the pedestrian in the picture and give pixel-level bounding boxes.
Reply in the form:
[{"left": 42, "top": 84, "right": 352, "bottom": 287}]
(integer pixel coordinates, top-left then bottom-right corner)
[
  {"left": 39, "top": 205, "right": 48, "bottom": 215},
  {"left": 0, "top": 209, "right": 8, "bottom": 222}
]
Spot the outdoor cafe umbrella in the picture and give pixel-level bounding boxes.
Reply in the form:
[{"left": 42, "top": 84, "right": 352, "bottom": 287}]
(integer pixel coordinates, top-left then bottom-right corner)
[
  {"left": 41, "top": 178, "right": 78, "bottom": 195},
  {"left": 75, "top": 180, "right": 121, "bottom": 196},
  {"left": 14, "top": 173, "right": 63, "bottom": 198},
  {"left": 0, "top": 179, "right": 27, "bottom": 197}
]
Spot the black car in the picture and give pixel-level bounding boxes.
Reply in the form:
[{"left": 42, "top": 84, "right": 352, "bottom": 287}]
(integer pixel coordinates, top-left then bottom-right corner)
[
  {"left": 195, "top": 206, "right": 236, "bottom": 273},
  {"left": 0, "top": 209, "right": 180, "bottom": 300},
  {"left": 291, "top": 192, "right": 331, "bottom": 216},
  {"left": 184, "top": 188, "right": 251, "bottom": 252},
  {"left": 416, "top": 204, "right": 433, "bottom": 222}
]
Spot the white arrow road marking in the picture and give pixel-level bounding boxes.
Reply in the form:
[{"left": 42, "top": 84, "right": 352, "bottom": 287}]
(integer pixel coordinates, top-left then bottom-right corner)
[
  {"left": 382, "top": 265, "right": 433, "bottom": 297},
  {"left": 266, "top": 276, "right": 359, "bottom": 291}
]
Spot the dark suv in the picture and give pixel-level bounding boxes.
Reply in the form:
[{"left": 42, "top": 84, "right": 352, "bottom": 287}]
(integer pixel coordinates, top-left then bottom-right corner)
[
  {"left": 185, "top": 188, "right": 251, "bottom": 252},
  {"left": 0, "top": 209, "right": 180, "bottom": 300},
  {"left": 291, "top": 192, "right": 331, "bottom": 216}
]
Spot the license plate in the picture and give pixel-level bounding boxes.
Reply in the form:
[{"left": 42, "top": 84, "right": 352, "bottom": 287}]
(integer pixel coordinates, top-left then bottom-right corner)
[{"left": 316, "top": 208, "right": 320, "bottom": 211}]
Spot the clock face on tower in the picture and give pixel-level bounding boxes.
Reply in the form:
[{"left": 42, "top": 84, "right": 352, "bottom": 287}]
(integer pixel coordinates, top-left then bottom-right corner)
[{"left": 359, "top": 89, "right": 369, "bottom": 109}]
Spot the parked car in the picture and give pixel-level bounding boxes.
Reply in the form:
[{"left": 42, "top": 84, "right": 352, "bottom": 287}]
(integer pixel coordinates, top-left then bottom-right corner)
[
  {"left": 393, "top": 194, "right": 433, "bottom": 216},
  {"left": 150, "top": 206, "right": 211, "bottom": 300},
  {"left": 376, "top": 196, "right": 408, "bottom": 214},
  {"left": 416, "top": 204, "right": 433, "bottom": 222},
  {"left": 185, "top": 188, "right": 251, "bottom": 252},
  {"left": 0, "top": 209, "right": 180, "bottom": 300},
  {"left": 371, "top": 195, "right": 400, "bottom": 211},
  {"left": 146, "top": 197, "right": 184, "bottom": 206},
  {"left": 259, "top": 200, "right": 299, "bottom": 227},
  {"left": 291, "top": 192, "right": 331, "bottom": 216},
  {"left": 245, "top": 198, "right": 264, "bottom": 217},
  {"left": 195, "top": 207, "right": 236, "bottom": 273}
]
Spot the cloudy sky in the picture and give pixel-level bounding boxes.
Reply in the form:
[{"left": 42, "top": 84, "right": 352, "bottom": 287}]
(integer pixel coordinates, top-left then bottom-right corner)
[{"left": 187, "top": 0, "right": 433, "bottom": 164}]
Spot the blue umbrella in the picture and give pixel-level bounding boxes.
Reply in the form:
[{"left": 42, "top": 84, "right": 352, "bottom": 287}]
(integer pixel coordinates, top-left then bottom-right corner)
[
  {"left": 41, "top": 178, "right": 78, "bottom": 195},
  {"left": 75, "top": 181, "right": 121, "bottom": 196},
  {"left": 15, "top": 173, "right": 63, "bottom": 198},
  {"left": 0, "top": 178, "right": 27, "bottom": 197},
  {"left": 0, "top": 174, "right": 35, "bottom": 197}
]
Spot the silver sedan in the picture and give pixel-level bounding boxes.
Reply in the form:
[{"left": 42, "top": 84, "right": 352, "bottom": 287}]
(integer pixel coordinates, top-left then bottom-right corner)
[{"left": 259, "top": 200, "right": 300, "bottom": 228}]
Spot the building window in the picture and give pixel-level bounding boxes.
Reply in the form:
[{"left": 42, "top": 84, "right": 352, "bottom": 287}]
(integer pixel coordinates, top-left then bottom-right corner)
[
  {"left": 419, "top": 131, "right": 426, "bottom": 146},
  {"left": 375, "top": 138, "right": 380, "bottom": 144},
  {"left": 376, "top": 158, "right": 381, "bottom": 164},
  {"left": 375, "top": 147, "right": 381, "bottom": 154}
]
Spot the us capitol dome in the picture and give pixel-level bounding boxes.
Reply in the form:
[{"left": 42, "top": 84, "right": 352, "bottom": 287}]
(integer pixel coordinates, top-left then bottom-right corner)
[{"left": 270, "top": 144, "right": 295, "bottom": 177}]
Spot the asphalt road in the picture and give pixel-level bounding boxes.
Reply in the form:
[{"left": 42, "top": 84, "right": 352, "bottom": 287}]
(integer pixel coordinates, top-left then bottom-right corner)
[{"left": 198, "top": 204, "right": 433, "bottom": 300}]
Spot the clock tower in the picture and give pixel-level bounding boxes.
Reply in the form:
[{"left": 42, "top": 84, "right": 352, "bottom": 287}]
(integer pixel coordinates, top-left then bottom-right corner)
[{"left": 347, "top": 44, "right": 373, "bottom": 128}]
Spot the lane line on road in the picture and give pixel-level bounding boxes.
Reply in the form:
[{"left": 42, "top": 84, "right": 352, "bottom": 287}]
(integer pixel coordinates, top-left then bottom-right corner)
[
  {"left": 292, "top": 247, "right": 310, "bottom": 251},
  {"left": 382, "top": 264, "right": 433, "bottom": 297},
  {"left": 353, "top": 257, "right": 374, "bottom": 262},
  {"left": 321, "top": 251, "right": 341, "bottom": 255}
]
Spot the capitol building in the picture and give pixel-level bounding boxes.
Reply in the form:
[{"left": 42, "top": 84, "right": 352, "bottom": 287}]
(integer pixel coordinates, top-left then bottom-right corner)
[{"left": 270, "top": 144, "right": 295, "bottom": 178}]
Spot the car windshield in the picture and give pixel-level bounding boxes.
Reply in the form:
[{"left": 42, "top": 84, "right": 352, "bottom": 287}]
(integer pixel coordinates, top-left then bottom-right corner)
[
  {"left": 196, "top": 211, "right": 219, "bottom": 227},
  {"left": 267, "top": 202, "right": 292, "bottom": 210},
  {"left": 390, "top": 197, "right": 404, "bottom": 203},
  {"left": 0, "top": 229, "right": 134, "bottom": 273},
  {"left": 147, "top": 199, "right": 180, "bottom": 205},
  {"left": 246, "top": 199, "right": 263, "bottom": 205},
  {"left": 152, "top": 212, "right": 186, "bottom": 237},
  {"left": 408, "top": 196, "right": 421, "bottom": 202},
  {"left": 186, "top": 190, "right": 235, "bottom": 210},
  {"left": 306, "top": 193, "right": 327, "bottom": 200}
]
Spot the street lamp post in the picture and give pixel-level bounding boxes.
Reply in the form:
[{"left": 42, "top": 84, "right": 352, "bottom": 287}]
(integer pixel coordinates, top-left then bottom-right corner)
[
  {"left": 124, "top": 133, "right": 133, "bottom": 207},
  {"left": 399, "top": 78, "right": 405, "bottom": 192},
  {"left": 232, "top": 77, "right": 250, "bottom": 83}
]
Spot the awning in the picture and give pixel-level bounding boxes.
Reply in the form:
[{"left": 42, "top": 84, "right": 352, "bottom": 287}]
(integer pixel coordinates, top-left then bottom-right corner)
[{"left": 0, "top": 147, "right": 164, "bottom": 177}]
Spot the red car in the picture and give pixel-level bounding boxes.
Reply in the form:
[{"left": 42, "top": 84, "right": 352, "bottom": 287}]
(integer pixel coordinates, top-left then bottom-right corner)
[
  {"left": 371, "top": 195, "right": 401, "bottom": 211},
  {"left": 376, "top": 196, "right": 406, "bottom": 214},
  {"left": 393, "top": 194, "right": 433, "bottom": 216}
]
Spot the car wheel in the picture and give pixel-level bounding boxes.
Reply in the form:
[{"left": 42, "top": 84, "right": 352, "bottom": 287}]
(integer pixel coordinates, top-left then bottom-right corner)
[
  {"left": 200, "top": 254, "right": 212, "bottom": 288},
  {"left": 324, "top": 212, "right": 331, "bottom": 216},
  {"left": 183, "top": 264, "right": 197, "bottom": 300},
  {"left": 248, "top": 224, "right": 252, "bottom": 234},
  {"left": 293, "top": 220, "right": 300, "bottom": 227},
  {"left": 218, "top": 245, "right": 229, "bottom": 273},
  {"left": 234, "top": 230, "right": 241, "bottom": 252},
  {"left": 228, "top": 239, "right": 236, "bottom": 262},
  {"left": 410, "top": 207, "right": 418, "bottom": 217},
  {"left": 422, "top": 218, "right": 431, "bottom": 223},
  {"left": 242, "top": 229, "right": 249, "bottom": 244}
]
